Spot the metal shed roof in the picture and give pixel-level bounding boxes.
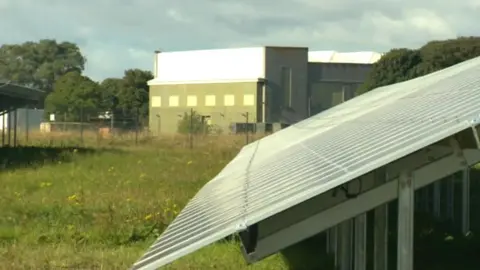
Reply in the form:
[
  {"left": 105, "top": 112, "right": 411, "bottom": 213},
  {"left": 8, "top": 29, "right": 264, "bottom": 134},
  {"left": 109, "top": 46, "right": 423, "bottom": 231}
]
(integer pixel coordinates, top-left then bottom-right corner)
[
  {"left": 132, "top": 56, "right": 480, "bottom": 270},
  {"left": 0, "top": 80, "right": 45, "bottom": 111}
]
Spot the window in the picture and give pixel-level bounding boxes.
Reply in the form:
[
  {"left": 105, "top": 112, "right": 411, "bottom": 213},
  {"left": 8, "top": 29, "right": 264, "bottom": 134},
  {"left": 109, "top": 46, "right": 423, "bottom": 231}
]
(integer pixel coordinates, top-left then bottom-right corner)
[
  {"left": 205, "top": 95, "right": 216, "bottom": 106},
  {"left": 187, "top": 95, "right": 197, "bottom": 106},
  {"left": 243, "top": 94, "right": 255, "bottom": 106},
  {"left": 151, "top": 96, "right": 162, "bottom": 107},
  {"left": 224, "top": 95, "right": 235, "bottom": 106},
  {"left": 169, "top": 96, "right": 179, "bottom": 107}
]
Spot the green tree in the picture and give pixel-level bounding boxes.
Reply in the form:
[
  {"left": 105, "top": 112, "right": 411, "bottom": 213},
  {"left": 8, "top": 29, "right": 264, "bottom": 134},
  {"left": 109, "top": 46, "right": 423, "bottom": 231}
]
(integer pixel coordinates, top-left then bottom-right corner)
[
  {"left": 100, "top": 78, "right": 123, "bottom": 112},
  {"left": 118, "top": 69, "right": 153, "bottom": 120},
  {"left": 99, "top": 69, "right": 153, "bottom": 123},
  {"left": 44, "top": 71, "right": 101, "bottom": 121},
  {"left": 177, "top": 111, "right": 210, "bottom": 135},
  {"left": 357, "top": 36, "right": 480, "bottom": 95},
  {"left": 0, "top": 39, "right": 86, "bottom": 91}
]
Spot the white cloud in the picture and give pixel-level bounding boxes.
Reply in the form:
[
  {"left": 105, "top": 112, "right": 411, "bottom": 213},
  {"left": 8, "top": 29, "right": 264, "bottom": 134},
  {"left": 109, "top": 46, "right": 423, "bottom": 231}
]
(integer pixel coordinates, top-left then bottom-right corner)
[{"left": 0, "top": 0, "right": 478, "bottom": 80}]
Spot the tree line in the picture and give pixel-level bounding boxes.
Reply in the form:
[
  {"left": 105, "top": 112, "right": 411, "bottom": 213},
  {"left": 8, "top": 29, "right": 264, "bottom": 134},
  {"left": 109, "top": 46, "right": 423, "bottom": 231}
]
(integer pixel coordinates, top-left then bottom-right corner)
[
  {"left": 358, "top": 36, "right": 480, "bottom": 94},
  {"left": 0, "top": 39, "right": 153, "bottom": 123},
  {"left": 2, "top": 37, "right": 479, "bottom": 127}
]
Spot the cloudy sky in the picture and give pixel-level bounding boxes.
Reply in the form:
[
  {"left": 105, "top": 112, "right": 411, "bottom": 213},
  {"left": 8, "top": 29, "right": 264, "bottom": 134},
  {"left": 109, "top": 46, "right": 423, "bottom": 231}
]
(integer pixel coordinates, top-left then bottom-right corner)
[{"left": 1, "top": 0, "right": 479, "bottom": 81}]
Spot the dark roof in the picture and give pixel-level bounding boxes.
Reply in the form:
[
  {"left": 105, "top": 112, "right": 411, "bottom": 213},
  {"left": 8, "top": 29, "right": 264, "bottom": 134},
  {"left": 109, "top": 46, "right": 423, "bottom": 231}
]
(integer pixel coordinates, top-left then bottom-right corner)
[{"left": 0, "top": 80, "right": 45, "bottom": 110}]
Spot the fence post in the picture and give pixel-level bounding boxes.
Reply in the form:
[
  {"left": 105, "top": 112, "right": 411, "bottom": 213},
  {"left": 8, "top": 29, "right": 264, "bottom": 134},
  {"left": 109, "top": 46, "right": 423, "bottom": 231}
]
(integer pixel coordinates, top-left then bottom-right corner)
[
  {"left": 243, "top": 112, "right": 249, "bottom": 145},
  {"left": 80, "top": 108, "right": 84, "bottom": 145},
  {"left": 135, "top": 107, "right": 139, "bottom": 146},
  {"left": 189, "top": 108, "right": 193, "bottom": 149},
  {"left": 25, "top": 106, "right": 29, "bottom": 144},
  {"left": 13, "top": 109, "right": 17, "bottom": 147}
]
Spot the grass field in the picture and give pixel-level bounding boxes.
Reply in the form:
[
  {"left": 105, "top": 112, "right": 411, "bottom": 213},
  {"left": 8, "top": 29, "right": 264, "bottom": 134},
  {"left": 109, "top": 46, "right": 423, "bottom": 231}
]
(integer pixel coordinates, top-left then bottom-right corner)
[
  {"left": 0, "top": 132, "right": 479, "bottom": 269},
  {"left": 0, "top": 133, "right": 295, "bottom": 269}
]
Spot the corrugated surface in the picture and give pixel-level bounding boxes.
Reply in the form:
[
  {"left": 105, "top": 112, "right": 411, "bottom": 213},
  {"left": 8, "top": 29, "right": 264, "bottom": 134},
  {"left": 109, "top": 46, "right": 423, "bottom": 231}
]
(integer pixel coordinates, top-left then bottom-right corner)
[
  {"left": 308, "top": 51, "right": 383, "bottom": 64},
  {"left": 132, "top": 56, "right": 480, "bottom": 270}
]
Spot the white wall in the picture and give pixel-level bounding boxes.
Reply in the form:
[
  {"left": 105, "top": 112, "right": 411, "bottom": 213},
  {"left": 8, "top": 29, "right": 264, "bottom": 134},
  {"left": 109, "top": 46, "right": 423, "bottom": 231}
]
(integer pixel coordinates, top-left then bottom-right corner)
[
  {"left": 308, "top": 51, "right": 383, "bottom": 64},
  {"left": 149, "top": 47, "right": 266, "bottom": 84}
]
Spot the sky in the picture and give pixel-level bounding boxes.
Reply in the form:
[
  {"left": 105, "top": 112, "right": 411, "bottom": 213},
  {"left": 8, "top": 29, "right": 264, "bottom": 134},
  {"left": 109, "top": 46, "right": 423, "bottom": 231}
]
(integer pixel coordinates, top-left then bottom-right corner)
[{"left": 1, "top": 0, "right": 479, "bottom": 81}]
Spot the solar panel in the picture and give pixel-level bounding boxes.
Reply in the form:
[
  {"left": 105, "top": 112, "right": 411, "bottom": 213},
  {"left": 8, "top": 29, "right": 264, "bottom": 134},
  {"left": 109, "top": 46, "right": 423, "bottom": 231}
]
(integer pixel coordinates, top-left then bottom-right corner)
[{"left": 132, "top": 56, "right": 480, "bottom": 270}]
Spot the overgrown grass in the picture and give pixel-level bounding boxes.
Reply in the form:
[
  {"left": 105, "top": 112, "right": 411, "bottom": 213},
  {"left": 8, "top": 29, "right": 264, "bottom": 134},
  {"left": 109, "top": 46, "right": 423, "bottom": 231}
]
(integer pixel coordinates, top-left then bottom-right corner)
[
  {"left": 0, "top": 134, "right": 289, "bottom": 269},
  {"left": 1, "top": 132, "right": 479, "bottom": 269}
]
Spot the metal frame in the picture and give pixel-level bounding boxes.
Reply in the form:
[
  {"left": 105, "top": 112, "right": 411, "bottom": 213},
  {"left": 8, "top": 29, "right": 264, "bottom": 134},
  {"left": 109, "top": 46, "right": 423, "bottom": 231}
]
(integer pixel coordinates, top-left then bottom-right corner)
[{"left": 132, "top": 56, "right": 480, "bottom": 270}]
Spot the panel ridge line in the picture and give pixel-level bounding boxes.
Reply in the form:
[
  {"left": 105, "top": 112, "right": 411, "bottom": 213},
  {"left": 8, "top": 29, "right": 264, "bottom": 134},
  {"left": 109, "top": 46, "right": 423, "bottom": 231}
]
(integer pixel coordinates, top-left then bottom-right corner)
[{"left": 241, "top": 140, "right": 261, "bottom": 229}]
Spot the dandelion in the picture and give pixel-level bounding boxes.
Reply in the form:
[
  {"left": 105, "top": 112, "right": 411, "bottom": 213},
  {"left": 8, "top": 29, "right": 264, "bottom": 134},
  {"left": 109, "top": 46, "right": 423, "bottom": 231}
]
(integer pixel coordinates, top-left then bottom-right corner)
[
  {"left": 139, "top": 173, "right": 147, "bottom": 179},
  {"left": 187, "top": 160, "right": 193, "bottom": 165},
  {"left": 108, "top": 166, "right": 114, "bottom": 172},
  {"left": 67, "top": 194, "right": 79, "bottom": 203},
  {"left": 144, "top": 214, "right": 153, "bottom": 221},
  {"left": 126, "top": 198, "right": 132, "bottom": 202},
  {"left": 40, "top": 182, "right": 53, "bottom": 188}
]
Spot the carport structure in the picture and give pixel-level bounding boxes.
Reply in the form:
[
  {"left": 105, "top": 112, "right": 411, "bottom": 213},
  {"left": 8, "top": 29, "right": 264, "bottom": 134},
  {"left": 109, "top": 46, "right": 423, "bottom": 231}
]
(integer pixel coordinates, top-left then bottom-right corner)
[
  {"left": 0, "top": 80, "right": 45, "bottom": 146},
  {"left": 132, "top": 56, "right": 480, "bottom": 270}
]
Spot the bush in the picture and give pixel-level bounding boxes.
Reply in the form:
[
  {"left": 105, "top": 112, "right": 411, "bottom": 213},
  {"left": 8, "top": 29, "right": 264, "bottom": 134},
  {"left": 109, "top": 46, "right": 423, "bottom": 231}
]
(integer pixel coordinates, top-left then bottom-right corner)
[{"left": 177, "top": 110, "right": 210, "bottom": 135}]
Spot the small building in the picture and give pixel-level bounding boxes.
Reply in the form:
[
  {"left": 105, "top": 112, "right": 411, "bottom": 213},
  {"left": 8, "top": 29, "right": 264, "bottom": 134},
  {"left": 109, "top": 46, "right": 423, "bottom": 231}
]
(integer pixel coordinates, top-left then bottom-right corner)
[
  {"left": 148, "top": 47, "right": 382, "bottom": 134},
  {"left": 0, "top": 108, "right": 44, "bottom": 131}
]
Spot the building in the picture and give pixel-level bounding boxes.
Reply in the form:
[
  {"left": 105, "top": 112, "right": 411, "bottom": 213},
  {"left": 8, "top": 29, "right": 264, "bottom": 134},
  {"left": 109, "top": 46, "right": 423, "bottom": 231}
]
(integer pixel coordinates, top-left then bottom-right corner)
[
  {"left": 308, "top": 51, "right": 382, "bottom": 115},
  {"left": 148, "top": 47, "right": 382, "bottom": 134},
  {"left": 0, "top": 108, "right": 44, "bottom": 131}
]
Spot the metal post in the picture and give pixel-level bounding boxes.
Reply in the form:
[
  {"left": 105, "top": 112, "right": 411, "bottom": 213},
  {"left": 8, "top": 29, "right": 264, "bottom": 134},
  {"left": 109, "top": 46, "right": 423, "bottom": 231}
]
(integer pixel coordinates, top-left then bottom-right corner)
[
  {"left": 25, "top": 107, "right": 29, "bottom": 144},
  {"left": 110, "top": 110, "right": 114, "bottom": 136},
  {"left": 461, "top": 168, "right": 470, "bottom": 235},
  {"left": 354, "top": 213, "right": 367, "bottom": 270},
  {"left": 80, "top": 108, "right": 84, "bottom": 145},
  {"left": 156, "top": 114, "right": 161, "bottom": 136},
  {"left": 446, "top": 174, "right": 455, "bottom": 221},
  {"left": 135, "top": 107, "right": 139, "bottom": 146},
  {"left": 189, "top": 108, "right": 193, "bottom": 149},
  {"left": 1, "top": 112, "right": 5, "bottom": 146},
  {"left": 338, "top": 219, "right": 353, "bottom": 270},
  {"left": 244, "top": 112, "right": 249, "bottom": 144},
  {"left": 397, "top": 171, "right": 414, "bottom": 270},
  {"left": 433, "top": 181, "right": 441, "bottom": 218},
  {"left": 326, "top": 226, "right": 337, "bottom": 257},
  {"left": 374, "top": 168, "right": 388, "bottom": 270},
  {"left": 7, "top": 109, "right": 11, "bottom": 146},
  {"left": 13, "top": 109, "right": 17, "bottom": 147}
]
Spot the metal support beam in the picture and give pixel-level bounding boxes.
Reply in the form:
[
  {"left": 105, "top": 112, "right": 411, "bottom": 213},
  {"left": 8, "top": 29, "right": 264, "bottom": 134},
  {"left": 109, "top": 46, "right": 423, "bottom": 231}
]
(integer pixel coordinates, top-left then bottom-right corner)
[
  {"left": 13, "top": 109, "right": 17, "bottom": 147},
  {"left": 337, "top": 219, "right": 353, "bottom": 270},
  {"left": 1, "top": 112, "right": 5, "bottom": 146},
  {"left": 326, "top": 226, "right": 337, "bottom": 255},
  {"left": 373, "top": 168, "right": 388, "bottom": 270},
  {"left": 446, "top": 175, "right": 455, "bottom": 221},
  {"left": 433, "top": 181, "right": 441, "bottom": 218},
  {"left": 247, "top": 149, "right": 480, "bottom": 263},
  {"left": 7, "top": 109, "right": 11, "bottom": 146},
  {"left": 354, "top": 214, "right": 367, "bottom": 270},
  {"left": 461, "top": 168, "right": 470, "bottom": 235},
  {"left": 397, "top": 171, "right": 414, "bottom": 270}
]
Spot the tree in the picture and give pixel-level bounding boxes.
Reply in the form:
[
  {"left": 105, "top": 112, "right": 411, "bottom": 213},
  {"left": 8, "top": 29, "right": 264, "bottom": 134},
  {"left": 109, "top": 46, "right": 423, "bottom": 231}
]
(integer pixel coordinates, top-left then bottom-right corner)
[
  {"left": 100, "top": 78, "right": 123, "bottom": 112},
  {"left": 0, "top": 39, "right": 86, "bottom": 91},
  {"left": 116, "top": 69, "right": 153, "bottom": 121},
  {"left": 44, "top": 71, "right": 101, "bottom": 121},
  {"left": 177, "top": 111, "right": 210, "bottom": 135},
  {"left": 357, "top": 36, "right": 480, "bottom": 95}
]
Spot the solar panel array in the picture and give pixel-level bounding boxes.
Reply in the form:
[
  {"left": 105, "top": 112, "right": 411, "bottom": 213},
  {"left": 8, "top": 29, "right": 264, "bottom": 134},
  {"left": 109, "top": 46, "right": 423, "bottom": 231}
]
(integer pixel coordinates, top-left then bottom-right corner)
[{"left": 132, "top": 56, "right": 480, "bottom": 270}]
